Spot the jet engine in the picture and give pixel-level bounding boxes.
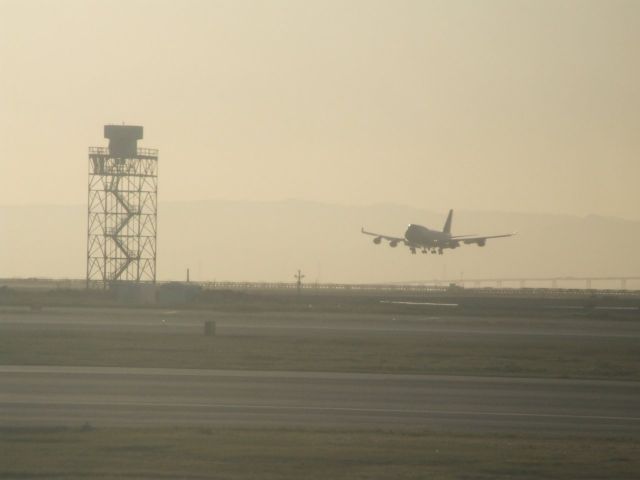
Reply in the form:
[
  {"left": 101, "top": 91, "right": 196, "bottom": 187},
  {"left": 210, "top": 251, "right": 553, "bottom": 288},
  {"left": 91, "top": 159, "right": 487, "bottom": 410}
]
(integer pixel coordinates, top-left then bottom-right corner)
[
  {"left": 373, "top": 237, "right": 382, "bottom": 245},
  {"left": 478, "top": 239, "right": 486, "bottom": 247},
  {"left": 389, "top": 241, "right": 398, "bottom": 248}
]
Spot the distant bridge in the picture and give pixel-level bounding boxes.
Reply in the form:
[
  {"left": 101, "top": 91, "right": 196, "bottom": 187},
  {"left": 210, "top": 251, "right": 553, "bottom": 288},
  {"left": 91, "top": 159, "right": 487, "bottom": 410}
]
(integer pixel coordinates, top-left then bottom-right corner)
[{"left": 199, "top": 276, "right": 640, "bottom": 293}]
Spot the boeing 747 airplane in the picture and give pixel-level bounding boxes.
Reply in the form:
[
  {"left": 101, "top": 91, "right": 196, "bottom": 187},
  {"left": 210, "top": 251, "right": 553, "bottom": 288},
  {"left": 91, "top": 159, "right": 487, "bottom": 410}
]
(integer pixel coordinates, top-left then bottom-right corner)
[{"left": 361, "top": 210, "right": 515, "bottom": 255}]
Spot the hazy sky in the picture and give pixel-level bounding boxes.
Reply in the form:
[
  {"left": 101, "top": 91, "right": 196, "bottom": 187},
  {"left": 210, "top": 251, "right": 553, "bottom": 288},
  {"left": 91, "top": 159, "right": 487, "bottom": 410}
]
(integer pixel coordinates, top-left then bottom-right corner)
[{"left": 1, "top": 0, "right": 639, "bottom": 219}]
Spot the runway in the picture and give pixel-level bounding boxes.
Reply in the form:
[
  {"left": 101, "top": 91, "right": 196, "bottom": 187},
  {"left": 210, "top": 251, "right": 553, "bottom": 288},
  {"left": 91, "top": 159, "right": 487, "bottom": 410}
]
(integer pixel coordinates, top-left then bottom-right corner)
[{"left": 1, "top": 366, "right": 639, "bottom": 434}]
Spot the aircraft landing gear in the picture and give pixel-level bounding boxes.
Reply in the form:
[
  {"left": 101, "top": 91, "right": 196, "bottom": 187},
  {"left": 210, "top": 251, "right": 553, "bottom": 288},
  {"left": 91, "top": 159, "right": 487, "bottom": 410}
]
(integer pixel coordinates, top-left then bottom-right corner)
[
  {"left": 410, "top": 247, "right": 417, "bottom": 254},
  {"left": 438, "top": 248, "right": 443, "bottom": 255}
]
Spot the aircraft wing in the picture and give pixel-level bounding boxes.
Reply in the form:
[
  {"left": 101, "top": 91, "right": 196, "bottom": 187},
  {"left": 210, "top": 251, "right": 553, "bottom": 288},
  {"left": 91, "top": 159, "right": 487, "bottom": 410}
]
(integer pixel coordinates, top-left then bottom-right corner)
[
  {"left": 361, "top": 228, "right": 405, "bottom": 243},
  {"left": 455, "top": 233, "right": 516, "bottom": 245}
]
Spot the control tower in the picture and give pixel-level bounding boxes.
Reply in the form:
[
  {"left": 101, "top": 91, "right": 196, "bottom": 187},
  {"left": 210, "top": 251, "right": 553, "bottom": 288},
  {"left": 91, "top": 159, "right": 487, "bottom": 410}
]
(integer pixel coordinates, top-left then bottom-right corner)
[{"left": 86, "top": 125, "right": 158, "bottom": 288}]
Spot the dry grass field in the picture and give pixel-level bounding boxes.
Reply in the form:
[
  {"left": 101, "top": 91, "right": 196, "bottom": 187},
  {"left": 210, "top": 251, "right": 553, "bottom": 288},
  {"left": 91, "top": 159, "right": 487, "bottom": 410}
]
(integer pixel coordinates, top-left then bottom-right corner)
[
  {"left": 1, "top": 426, "right": 639, "bottom": 480},
  {"left": 1, "top": 321, "right": 638, "bottom": 380}
]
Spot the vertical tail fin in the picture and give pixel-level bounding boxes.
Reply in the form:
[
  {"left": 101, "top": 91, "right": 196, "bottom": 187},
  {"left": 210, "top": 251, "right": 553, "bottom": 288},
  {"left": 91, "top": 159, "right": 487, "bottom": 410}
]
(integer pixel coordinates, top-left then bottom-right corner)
[{"left": 443, "top": 209, "right": 453, "bottom": 235}]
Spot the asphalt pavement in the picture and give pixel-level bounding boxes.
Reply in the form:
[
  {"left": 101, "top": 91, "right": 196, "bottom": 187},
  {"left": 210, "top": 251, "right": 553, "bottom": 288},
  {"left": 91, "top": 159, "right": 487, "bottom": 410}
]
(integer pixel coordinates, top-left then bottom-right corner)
[{"left": 1, "top": 366, "right": 639, "bottom": 434}]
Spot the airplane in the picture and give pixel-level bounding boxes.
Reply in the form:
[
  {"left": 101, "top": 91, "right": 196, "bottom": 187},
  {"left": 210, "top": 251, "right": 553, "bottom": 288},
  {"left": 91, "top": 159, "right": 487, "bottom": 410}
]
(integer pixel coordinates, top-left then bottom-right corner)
[{"left": 361, "top": 209, "right": 515, "bottom": 255}]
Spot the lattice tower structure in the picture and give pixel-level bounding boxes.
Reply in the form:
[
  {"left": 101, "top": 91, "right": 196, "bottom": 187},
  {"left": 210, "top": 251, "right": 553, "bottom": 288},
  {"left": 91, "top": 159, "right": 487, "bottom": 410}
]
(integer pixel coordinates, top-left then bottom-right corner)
[{"left": 86, "top": 125, "right": 158, "bottom": 288}]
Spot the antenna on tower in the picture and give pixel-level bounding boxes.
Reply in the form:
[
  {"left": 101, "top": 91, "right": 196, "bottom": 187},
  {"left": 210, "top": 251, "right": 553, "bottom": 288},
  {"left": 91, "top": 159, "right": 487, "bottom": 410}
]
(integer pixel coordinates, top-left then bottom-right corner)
[{"left": 294, "top": 269, "right": 305, "bottom": 294}]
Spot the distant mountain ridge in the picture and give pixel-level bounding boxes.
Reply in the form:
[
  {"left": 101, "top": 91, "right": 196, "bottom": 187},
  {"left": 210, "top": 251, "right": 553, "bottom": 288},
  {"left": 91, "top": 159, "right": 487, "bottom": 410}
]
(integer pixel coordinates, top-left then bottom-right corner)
[{"left": 1, "top": 200, "right": 639, "bottom": 285}]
